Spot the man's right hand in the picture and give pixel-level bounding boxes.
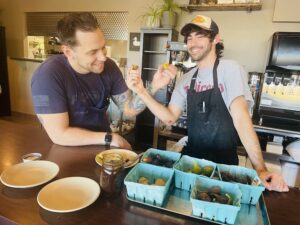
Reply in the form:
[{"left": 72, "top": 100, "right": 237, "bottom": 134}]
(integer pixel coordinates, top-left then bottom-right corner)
[
  {"left": 126, "top": 68, "right": 145, "bottom": 95},
  {"left": 111, "top": 133, "right": 132, "bottom": 150}
]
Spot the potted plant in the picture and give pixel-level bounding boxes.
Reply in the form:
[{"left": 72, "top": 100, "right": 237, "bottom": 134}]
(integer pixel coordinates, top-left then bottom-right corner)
[
  {"left": 140, "top": 4, "right": 162, "bottom": 28},
  {"left": 160, "top": 0, "right": 182, "bottom": 28}
]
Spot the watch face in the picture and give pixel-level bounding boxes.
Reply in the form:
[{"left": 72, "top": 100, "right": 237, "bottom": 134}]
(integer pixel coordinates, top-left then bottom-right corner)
[{"left": 105, "top": 133, "right": 112, "bottom": 145}]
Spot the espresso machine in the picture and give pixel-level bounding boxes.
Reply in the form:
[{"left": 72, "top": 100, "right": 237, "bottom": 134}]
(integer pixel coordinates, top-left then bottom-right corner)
[
  {"left": 166, "top": 41, "right": 196, "bottom": 134},
  {"left": 258, "top": 32, "right": 300, "bottom": 131},
  {"left": 248, "top": 71, "right": 263, "bottom": 118}
]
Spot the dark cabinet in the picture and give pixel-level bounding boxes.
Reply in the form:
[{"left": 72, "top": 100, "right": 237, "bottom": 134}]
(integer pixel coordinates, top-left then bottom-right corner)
[
  {"left": 135, "top": 28, "right": 178, "bottom": 149},
  {"left": 0, "top": 26, "right": 11, "bottom": 116}
]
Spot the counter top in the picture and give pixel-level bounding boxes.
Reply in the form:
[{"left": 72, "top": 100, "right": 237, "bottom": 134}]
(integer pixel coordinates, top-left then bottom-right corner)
[
  {"left": 0, "top": 119, "right": 300, "bottom": 225},
  {"left": 10, "top": 56, "right": 45, "bottom": 63},
  {"left": 254, "top": 124, "right": 300, "bottom": 139},
  {"left": 161, "top": 124, "right": 300, "bottom": 139}
]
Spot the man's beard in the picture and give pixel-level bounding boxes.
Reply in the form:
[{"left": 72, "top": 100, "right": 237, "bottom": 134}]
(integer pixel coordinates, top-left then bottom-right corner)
[
  {"left": 75, "top": 60, "right": 104, "bottom": 74},
  {"left": 189, "top": 43, "right": 212, "bottom": 62}
]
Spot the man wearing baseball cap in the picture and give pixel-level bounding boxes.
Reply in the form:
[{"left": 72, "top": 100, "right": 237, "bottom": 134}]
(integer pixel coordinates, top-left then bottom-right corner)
[{"left": 127, "top": 15, "right": 288, "bottom": 192}]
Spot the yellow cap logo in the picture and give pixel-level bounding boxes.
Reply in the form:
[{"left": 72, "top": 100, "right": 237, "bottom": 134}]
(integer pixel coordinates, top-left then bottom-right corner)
[{"left": 192, "top": 15, "right": 206, "bottom": 24}]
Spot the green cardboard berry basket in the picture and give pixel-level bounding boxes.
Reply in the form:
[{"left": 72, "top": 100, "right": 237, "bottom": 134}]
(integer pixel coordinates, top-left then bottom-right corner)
[
  {"left": 124, "top": 163, "right": 174, "bottom": 207},
  {"left": 173, "top": 155, "right": 217, "bottom": 191},
  {"left": 191, "top": 176, "right": 242, "bottom": 225},
  {"left": 140, "top": 148, "right": 181, "bottom": 168},
  {"left": 217, "top": 164, "right": 265, "bottom": 205}
]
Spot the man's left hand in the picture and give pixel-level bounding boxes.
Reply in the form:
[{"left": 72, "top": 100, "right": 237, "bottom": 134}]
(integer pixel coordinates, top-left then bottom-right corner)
[{"left": 259, "top": 170, "right": 289, "bottom": 192}]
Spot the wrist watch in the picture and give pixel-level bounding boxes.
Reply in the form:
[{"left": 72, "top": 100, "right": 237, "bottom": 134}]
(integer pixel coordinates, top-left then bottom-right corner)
[{"left": 104, "top": 132, "right": 112, "bottom": 146}]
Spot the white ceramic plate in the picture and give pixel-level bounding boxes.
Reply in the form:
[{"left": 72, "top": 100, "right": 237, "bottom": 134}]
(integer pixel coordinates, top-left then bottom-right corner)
[
  {"left": 0, "top": 160, "right": 59, "bottom": 188},
  {"left": 95, "top": 149, "right": 138, "bottom": 168},
  {"left": 37, "top": 177, "right": 100, "bottom": 213}
]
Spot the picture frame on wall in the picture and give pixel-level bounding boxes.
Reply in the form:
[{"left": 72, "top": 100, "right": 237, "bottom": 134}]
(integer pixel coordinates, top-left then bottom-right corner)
[{"left": 129, "top": 32, "right": 140, "bottom": 51}]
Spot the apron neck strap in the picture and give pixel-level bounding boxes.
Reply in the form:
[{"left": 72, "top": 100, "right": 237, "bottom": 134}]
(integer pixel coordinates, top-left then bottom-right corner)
[
  {"left": 213, "top": 58, "right": 220, "bottom": 89},
  {"left": 189, "top": 68, "right": 199, "bottom": 91},
  {"left": 189, "top": 58, "right": 220, "bottom": 92}
]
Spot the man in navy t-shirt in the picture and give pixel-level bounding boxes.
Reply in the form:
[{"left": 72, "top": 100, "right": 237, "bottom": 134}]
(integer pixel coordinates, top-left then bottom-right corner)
[{"left": 31, "top": 12, "right": 176, "bottom": 148}]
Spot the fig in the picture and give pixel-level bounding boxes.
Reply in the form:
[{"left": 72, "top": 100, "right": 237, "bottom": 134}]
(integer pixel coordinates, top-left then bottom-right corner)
[
  {"left": 184, "top": 167, "right": 192, "bottom": 173},
  {"left": 247, "top": 176, "right": 253, "bottom": 185},
  {"left": 210, "top": 193, "right": 229, "bottom": 204},
  {"left": 154, "top": 178, "right": 166, "bottom": 186},
  {"left": 202, "top": 166, "right": 214, "bottom": 177},
  {"left": 154, "top": 154, "right": 162, "bottom": 161},
  {"left": 158, "top": 158, "right": 167, "bottom": 166},
  {"left": 138, "top": 176, "right": 149, "bottom": 185},
  {"left": 152, "top": 158, "right": 160, "bottom": 166},
  {"left": 208, "top": 186, "right": 221, "bottom": 194},
  {"left": 142, "top": 153, "right": 174, "bottom": 168},
  {"left": 238, "top": 176, "right": 249, "bottom": 185},
  {"left": 191, "top": 163, "right": 202, "bottom": 174},
  {"left": 221, "top": 171, "right": 253, "bottom": 185},
  {"left": 142, "top": 156, "right": 153, "bottom": 163},
  {"left": 209, "top": 192, "right": 232, "bottom": 205},
  {"left": 164, "top": 160, "right": 173, "bottom": 168},
  {"left": 221, "top": 171, "right": 234, "bottom": 182},
  {"left": 198, "top": 192, "right": 211, "bottom": 202}
]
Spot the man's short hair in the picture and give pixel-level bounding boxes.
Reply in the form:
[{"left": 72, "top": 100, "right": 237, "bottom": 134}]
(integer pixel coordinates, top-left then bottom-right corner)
[{"left": 57, "top": 12, "right": 99, "bottom": 47}]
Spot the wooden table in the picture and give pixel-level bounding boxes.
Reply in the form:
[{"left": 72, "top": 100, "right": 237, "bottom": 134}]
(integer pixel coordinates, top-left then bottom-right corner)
[{"left": 0, "top": 119, "right": 299, "bottom": 225}]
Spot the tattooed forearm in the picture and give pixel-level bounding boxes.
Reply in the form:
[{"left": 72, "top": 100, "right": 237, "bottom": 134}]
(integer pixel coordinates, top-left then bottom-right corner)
[
  {"left": 146, "top": 83, "right": 155, "bottom": 95},
  {"left": 111, "top": 91, "right": 129, "bottom": 111},
  {"left": 128, "top": 83, "right": 157, "bottom": 113},
  {"left": 128, "top": 93, "right": 146, "bottom": 113},
  {"left": 111, "top": 90, "right": 145, "bottom": 113},
  {"left": 112, "top": 87, "right": 156, "bottom": 116}
]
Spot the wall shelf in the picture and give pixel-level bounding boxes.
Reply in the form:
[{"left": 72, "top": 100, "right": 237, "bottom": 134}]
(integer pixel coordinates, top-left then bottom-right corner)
[
  {"left": 180, "top": 3, "right": 262, "bottom": 12},
  {"left": 143, "top": 67, "right": 158, "bottom": 71},
  {"left": 135, "top": 28, "right": 178, "bottom": 149},
  {"left": 144, "top": 50, "right": 167, "bottom": 54}
]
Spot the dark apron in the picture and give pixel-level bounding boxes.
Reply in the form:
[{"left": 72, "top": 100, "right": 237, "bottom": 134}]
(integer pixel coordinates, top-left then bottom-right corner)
[
  {"left": 68, "top": 66, "right": 111, "bottom": 132},
  {"left": 182, "top": 59, "right": 239, "bottom": 165}
]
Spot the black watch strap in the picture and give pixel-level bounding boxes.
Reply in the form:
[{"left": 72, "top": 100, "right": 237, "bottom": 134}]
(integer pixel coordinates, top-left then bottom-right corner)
[{"left": 104, "top": 132, "right": 112, "bottom": 146}]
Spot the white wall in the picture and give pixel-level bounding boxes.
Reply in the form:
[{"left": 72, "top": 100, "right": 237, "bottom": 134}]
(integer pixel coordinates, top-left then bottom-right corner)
[
  {"left": 175, "top": 0, "right": 300, "bottom": 72},
  {"left": 1, "top": 0, "right": 300, "bottom": 73},
  {"left": 1, "top": 0, "right": 300, "bottom": 114},
  {"left": 1, "top": 0, "right": 147, "bottom": 69}
]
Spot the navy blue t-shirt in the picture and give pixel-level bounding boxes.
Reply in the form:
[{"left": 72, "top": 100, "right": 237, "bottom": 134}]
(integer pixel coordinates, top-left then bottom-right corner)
[{"left": 31, "top": 54, "right": 127, "bottom": 131}]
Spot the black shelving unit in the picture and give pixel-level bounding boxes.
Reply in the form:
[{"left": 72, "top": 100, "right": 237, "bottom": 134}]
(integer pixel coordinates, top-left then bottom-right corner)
[
  {"left": 0, "top": 26, "right": 11, "bottom": 116},
  {"left": 135, "top": 28, "right": 178, "bottom": 149}
]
